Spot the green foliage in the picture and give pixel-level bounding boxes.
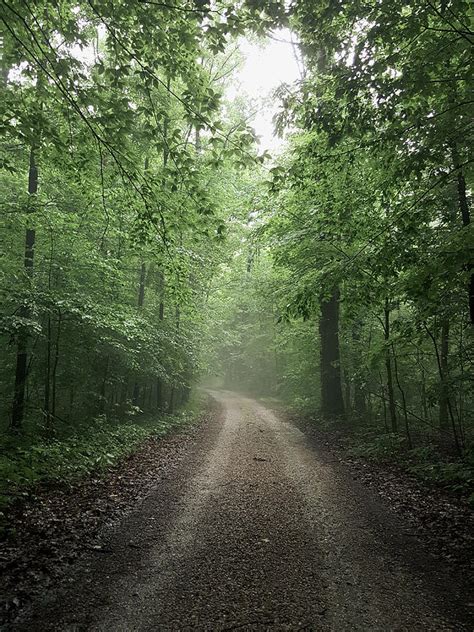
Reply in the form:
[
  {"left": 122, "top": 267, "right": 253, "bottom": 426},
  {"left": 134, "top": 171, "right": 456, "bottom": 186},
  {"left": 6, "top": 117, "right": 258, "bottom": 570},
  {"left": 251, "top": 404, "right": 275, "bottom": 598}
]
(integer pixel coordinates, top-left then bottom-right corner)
[
  {"left": 199, "top": 0, "right": 473, "bottom": 500},
  {"left": 347, "top": 433, "right": 412, "bottom": 461},
  {"left": 346, "top": 435, "right": 474, "bottom": 500},
  {"left": 0, "top": 408, "right": 195, "bottom": 514},
  {"left": 407, "top": 453, "right": 474, "bottom": 499},
  {"left": 1, "top": 1, "right": 264, "bottom": 437},
  {"left": 1, "top": 0, "right": 472, "bottom": 515}
]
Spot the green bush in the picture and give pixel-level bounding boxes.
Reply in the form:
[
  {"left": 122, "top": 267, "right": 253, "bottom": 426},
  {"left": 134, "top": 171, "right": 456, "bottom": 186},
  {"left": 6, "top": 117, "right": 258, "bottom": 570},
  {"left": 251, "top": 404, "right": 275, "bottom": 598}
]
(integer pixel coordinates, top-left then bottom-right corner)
[
  {"left": 408, "top": 460, "right": 474, "bottom": 497},
  {"left": 346, "top": 432, "right": 407, "bottom": 460},
  {"left": 345, "top": 432, "right": 474, "bottom": 503},
  {"left": 0, "top": 409, "right": 196, "bottom": 515}
]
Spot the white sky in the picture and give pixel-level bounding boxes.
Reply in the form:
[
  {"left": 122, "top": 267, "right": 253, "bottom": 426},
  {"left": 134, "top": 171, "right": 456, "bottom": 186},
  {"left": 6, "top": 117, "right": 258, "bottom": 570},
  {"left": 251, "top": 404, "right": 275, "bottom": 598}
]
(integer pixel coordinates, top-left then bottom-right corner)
[{"left": 226, "top": 31, "right": 301, "bottom": 155}]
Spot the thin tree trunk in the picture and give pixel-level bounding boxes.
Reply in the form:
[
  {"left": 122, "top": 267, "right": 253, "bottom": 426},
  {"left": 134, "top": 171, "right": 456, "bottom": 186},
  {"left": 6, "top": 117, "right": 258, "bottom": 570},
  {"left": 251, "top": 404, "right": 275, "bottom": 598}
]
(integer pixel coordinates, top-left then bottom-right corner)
[
  {"left": 156, "top": 378, "right": 163, "bottom": 409},
  {"left": 132, "top": 262, "right": 146, "bottom": 407},
  {"left": 12, "top": 146, "right": 38, "bottom": 430},
  {"left": 452, "top": 144, "right": 473, "bottom": 323},
  {"left": 384, "top": 299, "right": 397, "bottom": 433},
  {"left": 319, "top": 287, "right": 345, "bottom": 419},
  {"left": 156, "top": 271, "right": 165, "bottom": 408},
  {"left": 380, "top": 380, "right": 388, "bottom": 433},
  {"left": 392, "top": 343, "right": 412, "bottom": 448},
  {"left": 424, "top": 323, "right": 461, "bottom": 454},
  {"left": 51, "top": 309, "right": 61, "bottom": 419},
  {"left": 44, "top": 228, "right": 55, "bottom": 431},
  {"left": 367, "top": 391, "right": 373, "bottom": 424},
  {"left": 167, "top": 387, "right": 175, "bottom": 414},
  {"left": 439, "top": 320, "right": 450, "bottom": 430},
  {"left": 44, "top": 313, "right": 52, "bottom": 430},
  {"left": 99, "top": 355, "right": 109, "bottom": 415},
  {"left": 132, "top": 382, "right": 140, "bottom": 408},
  {"left": 420, "top": 365, "right": 429, "bottom": 424},
  {"left": 153, "top": 125, "right": 169, "bottom": 409},
  {"left": 137, "top": 262, "right": 146, "bottom": 309},
  {"left": 353, "top": 322, "right": 367, "bottom": 419},
  {"left": 458, "top": 324, "right": 465, "bottom": 442},
  {"left": 69, "top": 384, "right": 75, "bottom": 419},
  {"left": 167, "top": 304, "right": 181, "bottom": 414},
  {"left": 344, "top": 369, "right": 351, "bottom": 421},
  {"left": 120, "top": 376, "right": 128, "bottom": 408}
]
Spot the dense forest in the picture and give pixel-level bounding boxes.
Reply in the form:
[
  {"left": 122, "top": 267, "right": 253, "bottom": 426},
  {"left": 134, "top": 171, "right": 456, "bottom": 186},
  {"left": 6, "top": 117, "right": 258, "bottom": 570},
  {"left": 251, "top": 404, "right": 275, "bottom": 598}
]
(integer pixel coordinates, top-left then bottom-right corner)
[{"left": 1, "top": 0, "right": 473, "bottom": 508}]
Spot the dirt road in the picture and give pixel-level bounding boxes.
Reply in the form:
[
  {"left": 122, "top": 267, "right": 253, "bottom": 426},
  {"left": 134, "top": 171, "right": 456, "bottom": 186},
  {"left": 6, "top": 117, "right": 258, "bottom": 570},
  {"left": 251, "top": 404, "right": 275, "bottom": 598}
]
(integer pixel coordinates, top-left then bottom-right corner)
[{"left": 12, "top": 391, "right": 471, "bottom": 631}]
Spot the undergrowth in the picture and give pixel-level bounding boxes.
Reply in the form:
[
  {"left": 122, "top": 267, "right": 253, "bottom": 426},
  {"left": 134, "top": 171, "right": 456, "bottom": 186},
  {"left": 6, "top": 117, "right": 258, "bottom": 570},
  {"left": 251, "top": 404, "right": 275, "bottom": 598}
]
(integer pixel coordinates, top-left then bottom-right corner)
[
  {"left": 283, "top": 396, "right": 474, "bottom": 506},
  {"left": 345, "top": 432, "right": 474, "bottom": 505},
  {"left": 0, "top": 399, "right": 201, "bottom": 520}
]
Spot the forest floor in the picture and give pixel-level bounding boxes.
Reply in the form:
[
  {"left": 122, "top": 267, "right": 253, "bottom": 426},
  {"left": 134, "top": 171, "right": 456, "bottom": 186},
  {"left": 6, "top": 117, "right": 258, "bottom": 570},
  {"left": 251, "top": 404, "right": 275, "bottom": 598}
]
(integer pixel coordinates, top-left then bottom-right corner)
[{"left": 2, "top": 391, "right": 473, "bottom": 631}]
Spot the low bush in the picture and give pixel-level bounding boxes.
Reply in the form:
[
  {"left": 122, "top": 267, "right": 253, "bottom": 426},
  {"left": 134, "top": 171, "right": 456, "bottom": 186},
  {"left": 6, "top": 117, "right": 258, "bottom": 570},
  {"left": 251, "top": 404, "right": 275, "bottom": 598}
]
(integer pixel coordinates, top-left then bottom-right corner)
[
  {"left": 345, "top": 431, "right": 474, "bottom": 504},
  {"left": 0, "top": 409, "right": 196, "bottom": 516},
  {"left": 346, "top": 432, "right": 408, "bottom": 460}
]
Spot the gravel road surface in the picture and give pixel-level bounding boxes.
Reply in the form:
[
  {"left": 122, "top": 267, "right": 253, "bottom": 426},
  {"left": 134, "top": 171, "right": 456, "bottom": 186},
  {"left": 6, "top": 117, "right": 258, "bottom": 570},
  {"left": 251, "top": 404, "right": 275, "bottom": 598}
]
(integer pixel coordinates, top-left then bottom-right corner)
[{"left": 12, "top": 391, "right": 472, "bottom": 631}]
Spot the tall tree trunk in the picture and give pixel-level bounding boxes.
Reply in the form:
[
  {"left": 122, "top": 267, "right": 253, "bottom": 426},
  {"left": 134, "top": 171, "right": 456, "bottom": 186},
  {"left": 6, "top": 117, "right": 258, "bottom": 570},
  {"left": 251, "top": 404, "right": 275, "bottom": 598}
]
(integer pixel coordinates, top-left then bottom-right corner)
[
  {"left": 156, "top": 271, "right": 165, "bottom": 408},
  {"left": 384, "top": 299, "right": 398, "bottom": 433},
  {"left": 69, "top": 385, "right": 75, "bottom": 419},
  {"left": 379, "top": 375, "right": 388, "bottom": 432},
  {"left": 392, "top": 343, "right": 412, "bottom": 448},
  {"left": 452, "top": 145, "right": 473, "bottom": 324},
  {"left": 51, "top": 310, "right": 61, "bottom": 419},
  {"left": 155, "top": 110, "right": 169, "bottom": 409},
  {"left": 44, "top": 313, "right": 52, "bottom": 430},
  {"left": 11, "top": 146, "right": 38, "bottom": 430},
  {"left": 132, "top": 382, "right": 140, "bottom": 408},
  {"left": 120, "top": 376, "right": 128, "bottom": 408},
  {"left": 439, "top": 320, "right": 450, "bottom": 430},
  {"left": 167, "top": 304, "right": 181, "bottom": 414},
  {"left": 458, "top": 325, "right": 466, "bottom": 442},
  {"left": 195, "top": 126, "right": 201, "bottom": 153},
  {"left": 352, "top": 322, "right": 367, "bottom": 419},
  {"left": 156, "top": 378, "right": 163, "bottom": 409},
  {"left": 44, "top": 229, "right": 55, "bottom": 431},
  {"left": 167, "top": 387, "right": 175, "bottom": 414},
  {"left": 319, "top": 288, "right": 345, "bottom": 418},
  {"left": 353, "top": 379, "right": 366, "bottom": 420},
  {"left": 132, "top": 262, "right": 146, "bottom": 407},
  {"left": 344, "top": 369, "right": 351, "bottom": 421},
  {"left": 99, "top": 355, "right": 109, "bottom": 415},
  {"left": 137, "top": 262, "right": 146, "bottom": 308},
  {"left": 419, "top": 354, "right": 429, "bottom": 424},
  {"left": 424, "top": 322, "right": 461, "bottom": 453}
]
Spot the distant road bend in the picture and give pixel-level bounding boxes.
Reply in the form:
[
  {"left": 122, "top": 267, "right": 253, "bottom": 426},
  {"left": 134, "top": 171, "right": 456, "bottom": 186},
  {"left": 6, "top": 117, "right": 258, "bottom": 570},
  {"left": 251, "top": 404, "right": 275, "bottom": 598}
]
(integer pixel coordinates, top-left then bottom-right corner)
[{"left": 14, "top": 391, "right": 471, "bottom": 631}]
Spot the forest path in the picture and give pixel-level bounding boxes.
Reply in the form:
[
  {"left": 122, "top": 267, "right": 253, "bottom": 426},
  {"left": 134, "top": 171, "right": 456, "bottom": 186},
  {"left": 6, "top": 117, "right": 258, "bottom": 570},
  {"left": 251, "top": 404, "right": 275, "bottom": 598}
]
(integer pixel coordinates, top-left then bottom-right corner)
[{"left": 13, "top": 391, "right": 470, "bottom": 631}]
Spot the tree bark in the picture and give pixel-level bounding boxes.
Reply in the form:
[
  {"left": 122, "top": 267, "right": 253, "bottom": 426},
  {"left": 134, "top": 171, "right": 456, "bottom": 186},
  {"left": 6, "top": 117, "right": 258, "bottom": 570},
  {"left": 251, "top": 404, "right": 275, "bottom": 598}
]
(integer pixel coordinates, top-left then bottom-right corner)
[
  {"left": 51, "top": 310, "right": 61, "bottom": 419},
  {"left": 424, "top": 322, "right": 461, "bottom": 454},
  {"left": 167, "top": 304, "right": 181, "bottom": 414},
  {"left": 392, "top": 343, "right": 412, "bottom": 448},
  {"left": 344, "top": 369, "right": 351, "bottom": 421},
  {"left": 11, "top": 146, "right": 38, "bottom": 430},
  {"left": 137, "top": 262, "right": 146, "bottom": 309},
  {"left": 167, "top": 387, "right": 175, "bottom": 414},
  {"left": 384, "top": 299, "right": 398, "bottom": 433},
  {"left": 439, "top": 320, "right": 450, "bottom": 430},
  {"left": 452, "top": 145, "right": 473, "bottom": 324},
  {"left": 44, "top": 313, "right": 52, "bottom": 430},
  {"left": 352, "top": 322, "right": 367, "bottom": 419},
  {"left": 319, "top": 288, "right": 345, "bottom": 418},
  {"left": 156, "top": 271, "right": 165, "bottom": 408},
  {"left": 99, "top": 354, "right": 109, "bottom": 415},
  {"left": 132, "top": 263, "right": 146, "bottom": 407}
]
